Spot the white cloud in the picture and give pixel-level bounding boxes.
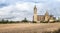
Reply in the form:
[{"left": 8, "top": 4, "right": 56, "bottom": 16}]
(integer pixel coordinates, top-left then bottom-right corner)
[
  {"left": 0, "top": 2, "right": 35, "bottom": 21},
  {"left": 0, "top": 5, "right": 14, "bottom": 15},
  {"left": 0, "top": 0, "right": 60, "bottom": 21},
  {"left": 15, "top": 2, "right": 35, "bottom": 21},
  {"left": 16, "top": 3, "right": 30, "bottom": 11}
]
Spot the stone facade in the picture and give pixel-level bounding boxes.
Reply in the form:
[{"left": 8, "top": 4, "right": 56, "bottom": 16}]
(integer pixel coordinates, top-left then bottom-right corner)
[
  {"left": 33, "top": 5, "right": 56, "bottom": 22},
  {"left": 33, "top": 5, "right": 37, "bottom": 22}
]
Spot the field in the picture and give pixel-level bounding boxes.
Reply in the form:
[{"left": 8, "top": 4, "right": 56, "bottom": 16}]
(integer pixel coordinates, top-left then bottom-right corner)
[{"left": 0, "top": 23, "right": 60, "bottom": 33}]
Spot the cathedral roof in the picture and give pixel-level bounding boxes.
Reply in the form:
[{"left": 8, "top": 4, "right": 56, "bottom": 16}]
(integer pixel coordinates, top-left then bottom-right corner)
[
  {"left": 37, "top": 15, "right": 44, "bottom": 17},
  {"left": 37, "top": 15, "right": 44, "bottom": 16}
]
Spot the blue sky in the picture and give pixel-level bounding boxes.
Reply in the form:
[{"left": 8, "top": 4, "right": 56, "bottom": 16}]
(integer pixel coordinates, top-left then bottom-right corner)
[{"left": 0, "top": 0, "right": 60, "bottom": 21}]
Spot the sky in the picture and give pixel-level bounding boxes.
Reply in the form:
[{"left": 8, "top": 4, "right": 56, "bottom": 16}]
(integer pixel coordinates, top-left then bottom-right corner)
[{"left": 0, "top": 0, "right": 60, "bottom": 21}]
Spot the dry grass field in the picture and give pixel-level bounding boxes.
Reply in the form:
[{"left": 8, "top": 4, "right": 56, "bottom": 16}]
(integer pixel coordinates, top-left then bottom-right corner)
[{"left": 0, "top": 23, "right": 60, "bottom": 33}]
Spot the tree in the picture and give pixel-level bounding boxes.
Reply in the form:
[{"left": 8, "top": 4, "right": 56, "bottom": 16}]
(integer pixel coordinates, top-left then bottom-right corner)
[
  {"left": 32, "top": 21, "right": 37, "bottom": 23},
  {"left": 58, "top": 17, "right": 60, "bottom": 22},
  {"left": 21, "top": 18, "right": 28, "bottom": 23}
]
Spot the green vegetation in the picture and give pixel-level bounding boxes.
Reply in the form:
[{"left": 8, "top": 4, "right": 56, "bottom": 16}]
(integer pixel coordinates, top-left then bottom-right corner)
[
  {"left": 0, "top": 17, "right": 60, "bottom": 24},
  {"left": 21, "top": 18, "right": 28, "bottom": 23},
  {"left": 40, "top": 21, "right": 48, "bottom": 23},
  {"left": 0, "top": 18, "right": 29, "bottom": 24},
  {"left": 0, "top": 19, "right": 19, "bottom": 24},
  {"left": 32, "top": 21, "right": 37, "bottom": 23},
  {"left": 58, "top": 17, "right": 60, "bottom": 22}
]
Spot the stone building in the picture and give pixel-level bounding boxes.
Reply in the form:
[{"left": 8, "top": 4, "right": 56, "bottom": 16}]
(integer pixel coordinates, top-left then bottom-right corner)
[{"left": 33, "top": 5, "right": 56, "bottom": 23}]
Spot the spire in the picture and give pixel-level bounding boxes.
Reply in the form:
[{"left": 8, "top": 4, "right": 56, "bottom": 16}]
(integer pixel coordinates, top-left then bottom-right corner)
[
  {"left": 34, "top": 5, "right": 37, "bottom": 14},
  {"left": 34, "top": 5, "right": 37, "bottom": 9}
]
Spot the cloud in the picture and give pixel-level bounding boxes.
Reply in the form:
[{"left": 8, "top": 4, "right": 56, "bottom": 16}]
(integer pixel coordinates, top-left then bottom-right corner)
[
  {"left": 0, "top": 0, "right": 60, "bottom": 21},
  {"left": 14, "top": 2, "right": 34, "bottom": 21},
  {"left": 0, "top": 5, "right": 15, "bottom": 20},
  {"left": 0, "top": 1, "right": 35, "bottom": 21}
]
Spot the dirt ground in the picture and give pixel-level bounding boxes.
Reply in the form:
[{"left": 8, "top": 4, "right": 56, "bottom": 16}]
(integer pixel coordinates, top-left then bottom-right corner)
[{"left": 0, "top": 23, "right": 60, "bottom": 33}]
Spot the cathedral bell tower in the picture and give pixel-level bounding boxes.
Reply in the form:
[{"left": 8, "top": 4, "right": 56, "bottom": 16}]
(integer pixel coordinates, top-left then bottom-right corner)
[{"left": 33, "top": 5, "right": 37, "bottom": 22}]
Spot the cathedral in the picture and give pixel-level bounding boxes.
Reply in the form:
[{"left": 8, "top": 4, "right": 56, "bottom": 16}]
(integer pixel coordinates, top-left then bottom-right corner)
[{"left": 33, "top": 5, "right": 56, "bottom": 23}]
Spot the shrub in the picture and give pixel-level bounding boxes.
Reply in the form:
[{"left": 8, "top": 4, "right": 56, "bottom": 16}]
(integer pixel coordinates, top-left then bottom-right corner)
[
  {"left": 32, "top": 21, "right": 37, "bottom": 23},
  {"left": 21, "top": 18, "right": 28, "bottom": 23},
  {"left": 40, "top": 21, "right": 48, "bottom": 23}
]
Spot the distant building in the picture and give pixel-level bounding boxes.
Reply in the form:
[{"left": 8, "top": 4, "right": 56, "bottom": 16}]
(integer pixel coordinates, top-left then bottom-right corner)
[{"left": 33, "top": 5, "right": 56, "bottom": 23}]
